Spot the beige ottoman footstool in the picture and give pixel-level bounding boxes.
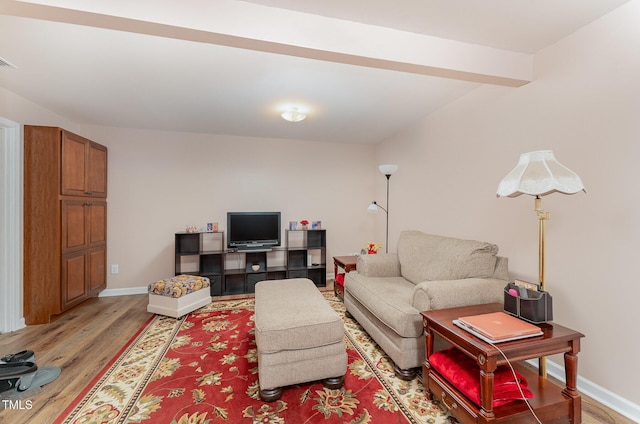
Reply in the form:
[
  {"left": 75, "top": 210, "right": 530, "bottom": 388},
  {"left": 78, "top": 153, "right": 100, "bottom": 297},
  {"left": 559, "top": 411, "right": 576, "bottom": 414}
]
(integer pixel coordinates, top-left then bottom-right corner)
[{"left": 254, "top": 278, "right": 347, "bottom": 401}]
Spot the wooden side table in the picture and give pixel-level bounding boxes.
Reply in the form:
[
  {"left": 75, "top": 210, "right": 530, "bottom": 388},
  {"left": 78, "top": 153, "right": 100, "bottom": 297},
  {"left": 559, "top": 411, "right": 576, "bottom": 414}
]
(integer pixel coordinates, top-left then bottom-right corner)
[
  {"left": 332, "top": 255, "right": 357, "bottom": 300},
  {"left": 421, "top": 303, "right": 584, "bottom": 424}
]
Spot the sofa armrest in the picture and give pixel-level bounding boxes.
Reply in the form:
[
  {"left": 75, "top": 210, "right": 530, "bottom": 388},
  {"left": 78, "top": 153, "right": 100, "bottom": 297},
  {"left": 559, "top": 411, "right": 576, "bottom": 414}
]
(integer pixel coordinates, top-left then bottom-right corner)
[
  {"left": 492, "top": 256, "right": 509, "bottom": 280},
  {"left": 412, "top": 278, "right": 506, "bottom": 311},
  {"left": 356, "top": 253, "right": 401, "bottom": 277}
]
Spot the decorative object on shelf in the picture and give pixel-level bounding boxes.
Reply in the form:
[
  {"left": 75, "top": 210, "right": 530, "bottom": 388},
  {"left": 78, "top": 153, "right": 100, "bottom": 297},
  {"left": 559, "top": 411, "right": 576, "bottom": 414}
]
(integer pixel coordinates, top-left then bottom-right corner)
[
  {"left": 365, "top": 242, "right": 384, "bottom": 255},
  {"left": 312, "top": 221, "right": 322, "bottom": 230},
  {"left": 368, "top": 164, "right": 398, "bottom": 253},
  {"left": 185, "top": 225, "right": 198, "bottom": 233},
  {"left": 289, "top": 221, "right": 297, "bottom": 230},
  {"left": 213, "top": 222, "right": 219, "bottom": 232},
  {"left": 251, "top": 264, "right": 260, "bottom": 271},
  {"left": 299, "top": 219, "right": 309, "bottom": 230},
  {"left": 206, "top": 223, "right": 213, "bottom": 232},
  {"left": 497, "top": 150, "right": 585, "bottom": 377}
]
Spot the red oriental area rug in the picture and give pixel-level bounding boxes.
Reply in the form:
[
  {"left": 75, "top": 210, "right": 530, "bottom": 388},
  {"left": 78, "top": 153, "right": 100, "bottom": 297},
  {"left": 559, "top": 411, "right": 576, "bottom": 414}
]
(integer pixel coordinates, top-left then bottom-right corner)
[{"left": 54, "top": 293, "right": 456, "bottom": 423}]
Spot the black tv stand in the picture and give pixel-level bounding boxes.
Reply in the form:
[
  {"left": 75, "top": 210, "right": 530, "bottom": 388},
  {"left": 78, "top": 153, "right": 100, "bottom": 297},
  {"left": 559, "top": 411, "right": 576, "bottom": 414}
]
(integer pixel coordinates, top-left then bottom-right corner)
[{"left": 175, "top": 229, "right": 326, "bottom": 296}]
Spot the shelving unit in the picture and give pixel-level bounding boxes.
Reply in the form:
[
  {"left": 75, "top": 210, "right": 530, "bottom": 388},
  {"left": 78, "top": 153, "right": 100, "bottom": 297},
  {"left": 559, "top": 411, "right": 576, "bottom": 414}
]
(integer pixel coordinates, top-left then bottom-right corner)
[
  {"left": 285, "top": 229, "right": 327, "bottom": 287},
  {"left": 175, "top": 231, "right": 314, "bottom": 296},
  {"left": 175, "top": 232, "right": 225, "bottom": 295},
  {"left": 222, "top": 249, "right": 287, "bottom": 295}
]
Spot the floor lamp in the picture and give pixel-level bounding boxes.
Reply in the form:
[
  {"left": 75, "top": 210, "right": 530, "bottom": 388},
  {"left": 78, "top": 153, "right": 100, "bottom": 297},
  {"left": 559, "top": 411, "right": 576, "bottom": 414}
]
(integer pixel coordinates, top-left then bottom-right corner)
[
  {"left": 368, "top": 164, "right": 398, "bottom": 253},
  {"left": 497, "top": 150, "right": 585, "bottom": 377}
]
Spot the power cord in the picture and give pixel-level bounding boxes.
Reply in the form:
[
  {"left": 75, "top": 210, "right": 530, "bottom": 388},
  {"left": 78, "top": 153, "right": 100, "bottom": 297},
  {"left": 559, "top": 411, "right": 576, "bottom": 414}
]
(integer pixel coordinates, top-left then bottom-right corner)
[{"left": 487, "top": 340, "right": 542, "bottom": 424}]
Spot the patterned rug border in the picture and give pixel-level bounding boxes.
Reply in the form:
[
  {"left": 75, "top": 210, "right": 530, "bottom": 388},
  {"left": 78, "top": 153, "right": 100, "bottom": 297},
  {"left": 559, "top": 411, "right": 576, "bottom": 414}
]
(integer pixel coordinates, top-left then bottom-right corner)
[{"left": 53, "top": 314, "right": 184, "bottom": 423}]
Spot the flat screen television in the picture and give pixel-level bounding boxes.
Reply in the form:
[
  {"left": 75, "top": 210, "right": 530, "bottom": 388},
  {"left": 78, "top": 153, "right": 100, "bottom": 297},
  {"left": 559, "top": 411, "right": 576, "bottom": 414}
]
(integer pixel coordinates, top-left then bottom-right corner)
[{"left": 227, "top": 212, "right": 281, "bottom": 251}]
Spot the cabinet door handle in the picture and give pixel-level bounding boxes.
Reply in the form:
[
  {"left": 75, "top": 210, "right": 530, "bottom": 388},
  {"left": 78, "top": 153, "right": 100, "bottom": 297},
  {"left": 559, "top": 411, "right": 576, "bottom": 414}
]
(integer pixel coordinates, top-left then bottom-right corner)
[
  {"left": 85, "top": 191, "right": 92, "bottom": 195},
  {"left": 84, "top": 202, "right": 92, "bottom": 207},
  {"left": 441, "top": 392, "right": 458, "bottom": 410}
]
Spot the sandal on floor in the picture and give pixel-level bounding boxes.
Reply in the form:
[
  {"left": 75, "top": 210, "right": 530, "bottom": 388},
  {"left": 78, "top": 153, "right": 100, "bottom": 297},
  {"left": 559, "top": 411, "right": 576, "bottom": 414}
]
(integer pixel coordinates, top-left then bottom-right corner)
[
  {"left": 0, "top": 362, "right": 38, "bottom": 393},
  {"left": 0, "top": 350, "right": 35, "bottom": 364},
  {"left": 0, "top": 362, "right": 61, "bottom": 398}
]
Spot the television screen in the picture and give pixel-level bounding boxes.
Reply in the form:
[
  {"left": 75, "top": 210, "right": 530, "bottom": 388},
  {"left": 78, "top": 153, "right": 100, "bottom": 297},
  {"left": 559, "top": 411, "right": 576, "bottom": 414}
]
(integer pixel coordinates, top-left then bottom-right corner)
[{"left": 227, "top": 212, "right": 281, "bottom": 250}]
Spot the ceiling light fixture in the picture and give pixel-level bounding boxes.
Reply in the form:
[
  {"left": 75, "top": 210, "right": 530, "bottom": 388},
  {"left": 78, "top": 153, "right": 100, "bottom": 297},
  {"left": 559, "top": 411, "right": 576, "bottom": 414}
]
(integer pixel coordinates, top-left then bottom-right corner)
[{"left": 281, "top": 107, "right": 306, "bottom": 123}]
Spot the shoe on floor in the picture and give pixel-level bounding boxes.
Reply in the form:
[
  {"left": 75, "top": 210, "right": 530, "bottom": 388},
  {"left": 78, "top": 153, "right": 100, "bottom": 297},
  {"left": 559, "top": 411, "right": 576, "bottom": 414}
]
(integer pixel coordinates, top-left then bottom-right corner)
[
  {"left": 0, "top": 362, "right": 61, "bottom": 398},
  {"left": 0, "top": 350, "right": 35, "bottom": 364}
]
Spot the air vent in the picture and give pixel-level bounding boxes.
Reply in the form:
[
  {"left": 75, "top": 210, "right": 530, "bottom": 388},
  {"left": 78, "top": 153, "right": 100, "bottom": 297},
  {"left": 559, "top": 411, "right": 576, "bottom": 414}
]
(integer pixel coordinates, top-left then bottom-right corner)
[{"left": 0, "top": 57, "right": 17, "bottom": 68}]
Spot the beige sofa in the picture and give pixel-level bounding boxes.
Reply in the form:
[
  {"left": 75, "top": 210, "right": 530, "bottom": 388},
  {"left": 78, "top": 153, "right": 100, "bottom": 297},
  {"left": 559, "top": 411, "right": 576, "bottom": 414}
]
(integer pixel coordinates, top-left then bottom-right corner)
[{"left": 344, "top": 231, "right": 509, "bottom": 379}]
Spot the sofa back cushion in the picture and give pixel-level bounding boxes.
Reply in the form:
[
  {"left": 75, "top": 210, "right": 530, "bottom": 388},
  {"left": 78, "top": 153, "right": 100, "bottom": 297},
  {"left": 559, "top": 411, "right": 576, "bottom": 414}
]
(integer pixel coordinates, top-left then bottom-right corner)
[{"left": 397, "top": 231, "right": 499, "bottom": 284}]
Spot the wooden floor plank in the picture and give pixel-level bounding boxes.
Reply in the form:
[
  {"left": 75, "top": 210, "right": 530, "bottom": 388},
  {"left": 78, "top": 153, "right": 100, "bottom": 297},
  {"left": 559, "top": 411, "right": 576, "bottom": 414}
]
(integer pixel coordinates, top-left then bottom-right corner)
[
  {"left": 0, "top": 293, "right": 634, "bottom": 424},
  {"left": 0, "top": 295, "right": 151, "bottom": 424}
]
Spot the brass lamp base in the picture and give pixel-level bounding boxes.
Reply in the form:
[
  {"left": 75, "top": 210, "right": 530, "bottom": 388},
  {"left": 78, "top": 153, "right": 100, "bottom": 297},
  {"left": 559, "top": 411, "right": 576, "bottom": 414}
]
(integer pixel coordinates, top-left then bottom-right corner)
[{"left": 535, "top": 195, "right": 549, "bottom": 378}]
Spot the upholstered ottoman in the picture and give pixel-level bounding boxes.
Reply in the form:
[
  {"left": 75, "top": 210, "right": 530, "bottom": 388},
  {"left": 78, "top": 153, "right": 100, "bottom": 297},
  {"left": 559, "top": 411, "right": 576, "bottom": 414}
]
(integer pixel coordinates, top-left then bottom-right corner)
[
  {"left": 254, "top": 278, "right": 347, "bottom": 401},
  {"left": 147, "top": 275, "right": 211, "bottom": 318}
]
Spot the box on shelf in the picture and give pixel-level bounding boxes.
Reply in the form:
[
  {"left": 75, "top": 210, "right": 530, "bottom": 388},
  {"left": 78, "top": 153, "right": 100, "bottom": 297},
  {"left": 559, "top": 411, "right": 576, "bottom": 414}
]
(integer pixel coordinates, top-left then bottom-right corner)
[{"left": 503, "top": 283, "right": 553, "bottom": 324}]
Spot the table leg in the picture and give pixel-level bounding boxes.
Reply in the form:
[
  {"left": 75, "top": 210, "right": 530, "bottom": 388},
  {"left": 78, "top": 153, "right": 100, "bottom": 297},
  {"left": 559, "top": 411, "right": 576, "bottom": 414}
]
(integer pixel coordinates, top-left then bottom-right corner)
[
  {"left": 564, "top": 344, "right": 582, "bottom": 424},
  {"left": 479, "top": 369, "right": 496, "bottom": 421},
  {"left": 423, "top": 324, "right": 434, "bottom": 401}
]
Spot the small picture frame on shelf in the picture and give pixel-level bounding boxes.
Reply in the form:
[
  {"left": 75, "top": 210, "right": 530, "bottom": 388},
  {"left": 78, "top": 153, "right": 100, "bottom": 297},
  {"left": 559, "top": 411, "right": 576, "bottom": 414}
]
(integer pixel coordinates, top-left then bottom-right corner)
[
  {"left": 312, "top": 221, "right": 322, "bottom": 230},
  {"left": 206, "top": 223, "right": 213, "bottom": 232}
]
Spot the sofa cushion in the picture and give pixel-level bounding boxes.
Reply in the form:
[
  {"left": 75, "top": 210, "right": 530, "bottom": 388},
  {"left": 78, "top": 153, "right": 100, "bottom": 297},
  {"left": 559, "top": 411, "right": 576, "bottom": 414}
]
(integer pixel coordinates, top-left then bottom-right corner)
[
  {"left": 398, "top": 231, "right": 499, "bottom": 284},
  {"left": 344, "top": 273, "right": 423, "bottom": 338}
]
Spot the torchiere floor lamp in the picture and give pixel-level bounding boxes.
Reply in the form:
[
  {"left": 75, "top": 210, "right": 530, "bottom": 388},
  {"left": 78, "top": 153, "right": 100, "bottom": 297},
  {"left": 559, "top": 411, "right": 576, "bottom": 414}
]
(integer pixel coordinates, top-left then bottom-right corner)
[{"left": 368, "top": 164, "right": 398, "bottom": 253}]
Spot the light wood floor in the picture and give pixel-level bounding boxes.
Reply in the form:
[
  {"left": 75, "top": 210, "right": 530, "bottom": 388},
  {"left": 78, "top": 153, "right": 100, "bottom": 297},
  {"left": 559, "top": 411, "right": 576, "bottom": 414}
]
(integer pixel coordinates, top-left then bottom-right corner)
[{"left": 0, "top": 293, "right": 634, "bottom": 424}]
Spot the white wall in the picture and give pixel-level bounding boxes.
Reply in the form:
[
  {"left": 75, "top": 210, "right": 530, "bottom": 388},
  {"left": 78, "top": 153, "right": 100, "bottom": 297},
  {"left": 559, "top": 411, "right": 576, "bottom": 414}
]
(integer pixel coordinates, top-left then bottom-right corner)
[
  {"left": 77, "top": 126, "right": 376, "bottom": 290},
  {"left": 1, "top": 87, "right": 377, "bottom": 309},
  {"left": 376, "top": 0, "right": 640, "bottom": 409}
]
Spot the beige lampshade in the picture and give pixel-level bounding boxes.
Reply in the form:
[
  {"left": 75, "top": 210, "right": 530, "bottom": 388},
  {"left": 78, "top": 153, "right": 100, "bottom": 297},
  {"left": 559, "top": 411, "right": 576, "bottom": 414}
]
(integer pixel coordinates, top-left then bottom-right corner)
[{"left": 497, "top": 150, "right": 585, "bottom": 198}]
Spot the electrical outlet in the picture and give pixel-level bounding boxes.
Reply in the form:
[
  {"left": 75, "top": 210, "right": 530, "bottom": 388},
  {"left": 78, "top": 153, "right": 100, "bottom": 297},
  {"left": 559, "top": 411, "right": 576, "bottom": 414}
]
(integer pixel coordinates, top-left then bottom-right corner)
[{"left": 111, "top": 264, "right": 119, "bottom": 274}]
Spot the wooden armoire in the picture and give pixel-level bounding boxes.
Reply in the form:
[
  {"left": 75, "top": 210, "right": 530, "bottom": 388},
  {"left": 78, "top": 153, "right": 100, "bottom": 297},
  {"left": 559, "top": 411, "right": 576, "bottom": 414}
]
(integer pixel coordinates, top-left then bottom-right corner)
[{"left": 23, "top": 126, "right": 108, "bottom": 325}]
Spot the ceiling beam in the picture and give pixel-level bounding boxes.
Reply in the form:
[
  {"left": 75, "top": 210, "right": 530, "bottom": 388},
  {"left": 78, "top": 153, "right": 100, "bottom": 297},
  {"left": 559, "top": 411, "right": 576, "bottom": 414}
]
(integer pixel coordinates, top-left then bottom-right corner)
[{"left": 1, "top": 0, "right": 532, "bottom": 87}]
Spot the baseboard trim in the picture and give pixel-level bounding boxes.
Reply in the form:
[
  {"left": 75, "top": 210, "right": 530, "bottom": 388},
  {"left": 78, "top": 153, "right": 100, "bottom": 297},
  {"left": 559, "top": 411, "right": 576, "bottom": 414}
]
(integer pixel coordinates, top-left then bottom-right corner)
[
  {"left": 528, "top": 359, "right": 640, "bottom": 422},
  {"left": 99, "top": 287, "right": 148, "bottom": 297}
]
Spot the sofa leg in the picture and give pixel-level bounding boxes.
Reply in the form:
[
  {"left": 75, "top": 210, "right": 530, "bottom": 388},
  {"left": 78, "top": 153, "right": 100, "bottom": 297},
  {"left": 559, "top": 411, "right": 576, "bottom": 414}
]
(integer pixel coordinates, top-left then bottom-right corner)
[
  {"left": 259, "top": 387, "right": 283, "bottom": 402},
  {"left": 344, "top": 310, "right": 353, "bottom": 319},
  {"left": 323, "top": 375, "right": 344, "bottom": 389},
  {"left": 393, "top": 363, "right": 417, "bottom": 381}
]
